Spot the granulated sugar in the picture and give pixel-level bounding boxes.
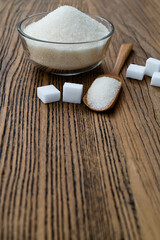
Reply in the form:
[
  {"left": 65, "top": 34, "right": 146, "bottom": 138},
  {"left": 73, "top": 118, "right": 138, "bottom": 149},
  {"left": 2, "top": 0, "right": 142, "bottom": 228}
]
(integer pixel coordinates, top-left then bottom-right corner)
[
  {"left": 23, "top": 6, "right": 110, "bottom": 70},
  {"left": 87, "top": 77, "right": 121, "bottom": 110},
  {"left": 24, "top": 6, "right": 109, "bottom": 42}
]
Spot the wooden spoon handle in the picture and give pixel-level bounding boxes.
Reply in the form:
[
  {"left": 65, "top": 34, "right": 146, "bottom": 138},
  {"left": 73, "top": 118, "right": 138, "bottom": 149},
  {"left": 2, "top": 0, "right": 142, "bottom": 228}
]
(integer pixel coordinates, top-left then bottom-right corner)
[{"left": 111, "top": 43, "right": 133, "bottom": 76}]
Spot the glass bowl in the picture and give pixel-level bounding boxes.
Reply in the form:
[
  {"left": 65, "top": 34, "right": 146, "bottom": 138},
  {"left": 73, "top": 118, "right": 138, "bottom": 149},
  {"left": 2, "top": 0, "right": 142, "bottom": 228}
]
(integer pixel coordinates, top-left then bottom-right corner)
[{"left": 17, "top": 12, "right": 114, "bottom": 76}]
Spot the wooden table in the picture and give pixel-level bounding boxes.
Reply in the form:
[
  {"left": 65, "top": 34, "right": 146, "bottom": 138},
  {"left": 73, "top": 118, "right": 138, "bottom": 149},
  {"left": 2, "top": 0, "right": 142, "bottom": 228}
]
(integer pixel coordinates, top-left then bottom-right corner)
[{"left": 0, "top": 0, "right": 160, "bottom": 239}]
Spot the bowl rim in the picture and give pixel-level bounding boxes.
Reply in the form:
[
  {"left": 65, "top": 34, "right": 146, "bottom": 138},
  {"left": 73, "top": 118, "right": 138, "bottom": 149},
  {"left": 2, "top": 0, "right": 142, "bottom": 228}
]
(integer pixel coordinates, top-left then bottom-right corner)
[{"left": 17, "top": 12, "right": 114, "bottom": 44}]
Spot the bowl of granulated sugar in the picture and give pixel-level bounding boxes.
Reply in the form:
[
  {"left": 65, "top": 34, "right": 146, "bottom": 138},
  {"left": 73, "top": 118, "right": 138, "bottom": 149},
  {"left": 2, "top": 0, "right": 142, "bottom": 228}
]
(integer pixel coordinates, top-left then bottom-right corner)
[{"left": 17, "top": 5, "right": 114, "bottom": 76}]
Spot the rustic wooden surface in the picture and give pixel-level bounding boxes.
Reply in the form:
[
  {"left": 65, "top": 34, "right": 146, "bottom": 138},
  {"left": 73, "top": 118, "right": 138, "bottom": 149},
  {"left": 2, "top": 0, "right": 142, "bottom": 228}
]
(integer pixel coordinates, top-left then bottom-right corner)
[{"left": 0, "top": 0, "right": 160, "bottom": 239}]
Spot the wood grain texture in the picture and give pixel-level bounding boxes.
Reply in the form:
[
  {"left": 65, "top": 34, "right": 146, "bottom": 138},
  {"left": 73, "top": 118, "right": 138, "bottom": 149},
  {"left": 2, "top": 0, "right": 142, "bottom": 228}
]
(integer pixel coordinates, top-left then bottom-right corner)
[{"left": 0, "top": 0, "right": 160, "bottom": 239}]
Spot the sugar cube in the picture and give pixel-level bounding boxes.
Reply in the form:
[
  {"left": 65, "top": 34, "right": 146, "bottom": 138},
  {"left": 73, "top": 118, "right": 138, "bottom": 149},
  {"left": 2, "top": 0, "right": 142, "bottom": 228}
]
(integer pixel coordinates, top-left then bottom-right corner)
[
  {"left": 63, "top": 82, "right": 83, "bottom": 104},
  {"left": 145, "top": 58, "right": 160, "bottom": 77},
  {"left": 126, "top": 64, "right": 145, "bottom": 80},
  {"left": 151, "top": 72, "right": 160, "bottom": 87},
  {"left": 37, "top": 85, "right": 60, "bottom": 104}
]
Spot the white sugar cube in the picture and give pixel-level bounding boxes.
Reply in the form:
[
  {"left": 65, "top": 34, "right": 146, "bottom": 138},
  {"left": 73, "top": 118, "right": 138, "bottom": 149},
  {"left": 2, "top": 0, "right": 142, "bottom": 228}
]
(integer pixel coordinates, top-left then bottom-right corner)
[
  {"left": 151, "top": 72, "right": 160, "bottom": 87},
  {"left": 63, "top": 82, "right": 83, "bottom": 104},
  {"left": 37, "top": 85, "right": 60, "bottom": 103},
  {"left": 126, "top": 64, "right": 145, "bottom": 80},
  {"left": 145, "top": 58, "right": 160, "bottom": 77}
]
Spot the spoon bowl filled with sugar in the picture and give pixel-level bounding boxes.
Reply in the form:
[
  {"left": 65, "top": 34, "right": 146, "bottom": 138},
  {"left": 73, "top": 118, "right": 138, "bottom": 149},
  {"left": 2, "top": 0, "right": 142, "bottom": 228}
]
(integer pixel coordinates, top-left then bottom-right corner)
[{"left": 83, "top": 43, "right": 133, "bottom": 112}]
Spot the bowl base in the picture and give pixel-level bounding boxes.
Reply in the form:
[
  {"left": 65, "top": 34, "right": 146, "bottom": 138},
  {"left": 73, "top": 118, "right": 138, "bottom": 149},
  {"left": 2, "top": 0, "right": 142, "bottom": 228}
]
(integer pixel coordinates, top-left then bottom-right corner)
[{"left": 32, "top": 60, "right": 103, "bottom": 76}]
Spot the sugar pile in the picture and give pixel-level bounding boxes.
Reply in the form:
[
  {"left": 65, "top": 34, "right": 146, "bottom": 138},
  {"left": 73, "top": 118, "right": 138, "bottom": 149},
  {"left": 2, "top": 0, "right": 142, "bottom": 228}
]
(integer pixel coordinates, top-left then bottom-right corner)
[
  {"left": 24, "top": 6, "right": 109, "bottom": 42},
  {"left": 87, "top": 77, "right": 121, "bottom": 110},
  {"left": 23, "top": 6, "right": 110, "bottom": 70}
]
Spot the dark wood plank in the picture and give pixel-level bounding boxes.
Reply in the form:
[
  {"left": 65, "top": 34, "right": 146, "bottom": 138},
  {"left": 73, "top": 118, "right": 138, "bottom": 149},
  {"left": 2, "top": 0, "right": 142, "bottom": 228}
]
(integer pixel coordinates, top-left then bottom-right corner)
[{"left": 0, "top": 0, "right": 160, "bottom": 239}]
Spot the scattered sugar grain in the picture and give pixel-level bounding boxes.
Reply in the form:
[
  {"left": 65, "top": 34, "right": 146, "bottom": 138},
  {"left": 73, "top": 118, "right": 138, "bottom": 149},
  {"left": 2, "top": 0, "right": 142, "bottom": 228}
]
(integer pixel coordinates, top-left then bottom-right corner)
[
  {"left": 145, "top": 58, "right": 160, "bottom": 77},
  {"left": 87, "top": 77, "right": 121, "bottom": 110},
  {"left": 37, "top": 85, "right": 60, "bottom": 104},
  {"left": 23, "top": 6, "right": 109, "bottom": 70},
  {"left": 151, "top": 72, "right": 160, "bottom": 87},
  {"left": 63, "top": 82, "right": 83, "bottom": 104},
  {"left": 126, "top": 64, "right": 145, "bottom": 80}
]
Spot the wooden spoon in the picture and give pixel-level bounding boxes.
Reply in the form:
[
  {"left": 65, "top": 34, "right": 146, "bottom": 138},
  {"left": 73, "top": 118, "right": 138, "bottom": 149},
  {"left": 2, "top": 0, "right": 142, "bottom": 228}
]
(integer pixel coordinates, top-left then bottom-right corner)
[{"left": 83, "top": 43, "right": 133, "bottom": 112}]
